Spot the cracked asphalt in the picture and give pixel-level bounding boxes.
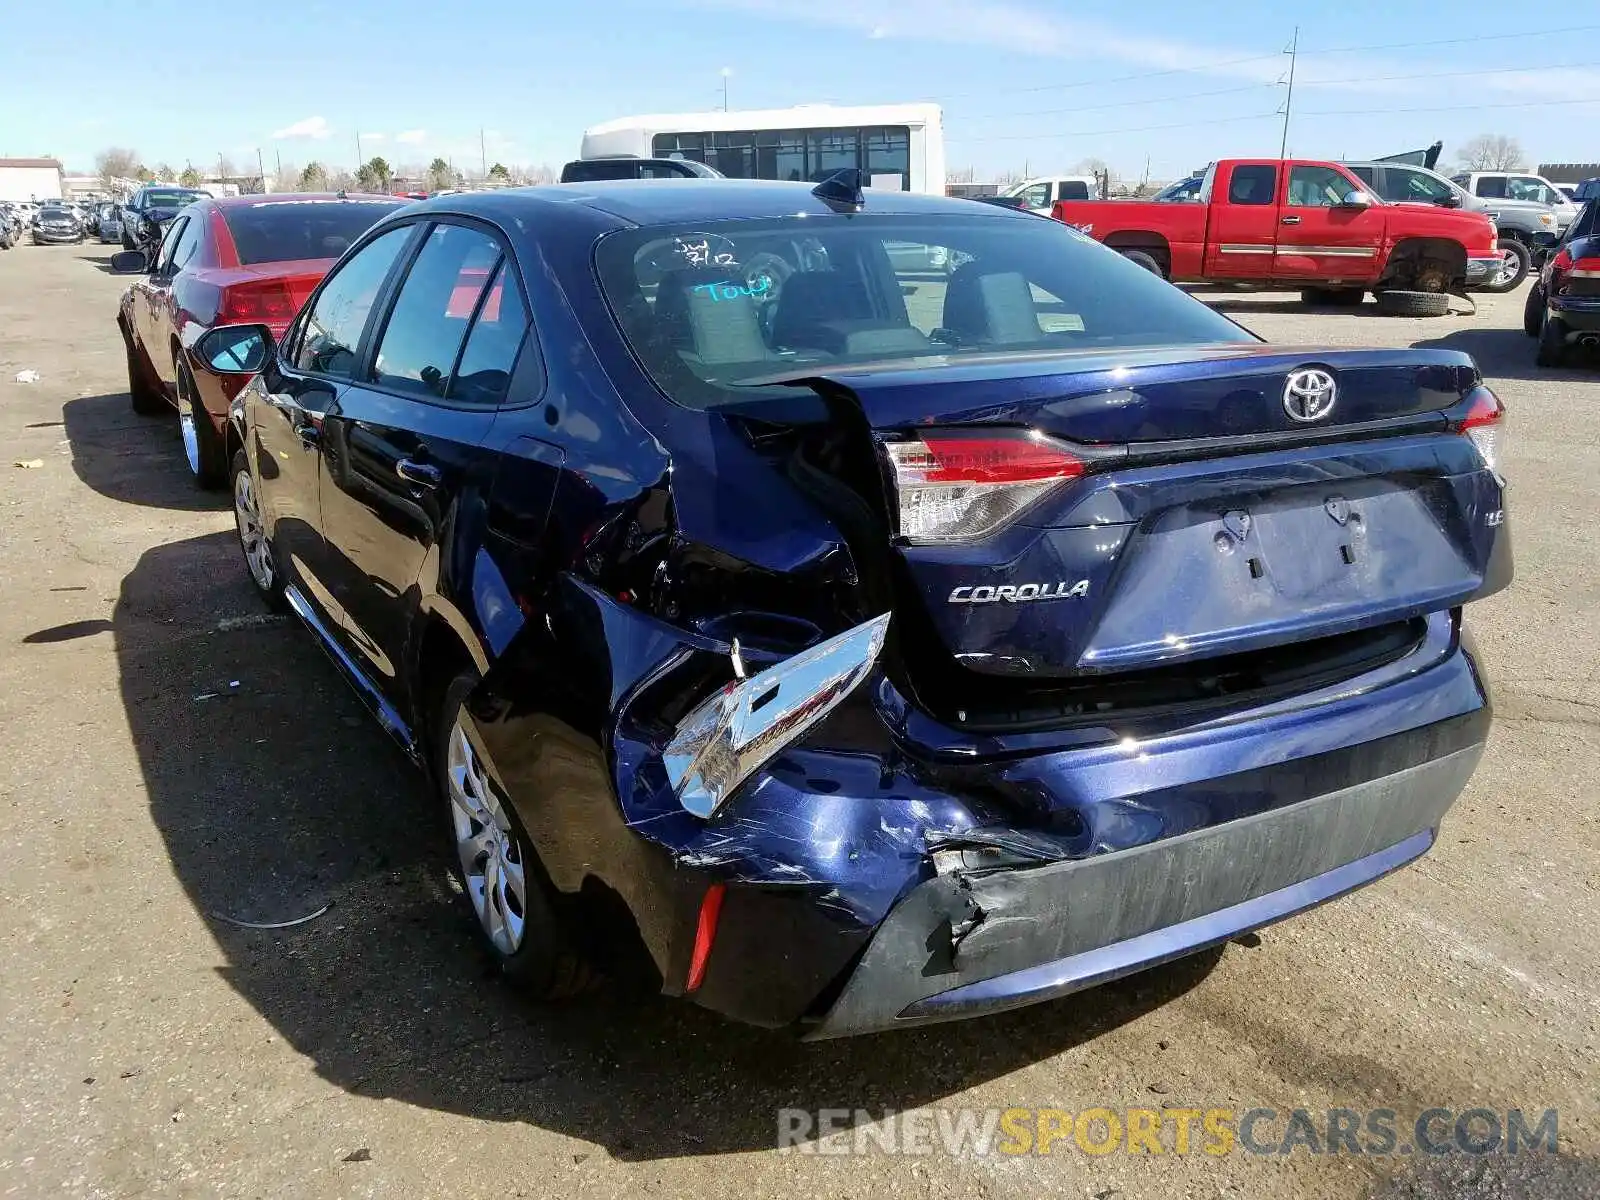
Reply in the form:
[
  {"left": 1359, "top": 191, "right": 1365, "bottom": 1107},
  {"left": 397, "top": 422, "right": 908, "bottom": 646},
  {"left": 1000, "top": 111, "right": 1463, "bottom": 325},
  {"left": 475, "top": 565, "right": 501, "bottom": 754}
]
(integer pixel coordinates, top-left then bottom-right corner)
[{"left": 0, "top": 242, "right": 1595, "bottom": 1199}]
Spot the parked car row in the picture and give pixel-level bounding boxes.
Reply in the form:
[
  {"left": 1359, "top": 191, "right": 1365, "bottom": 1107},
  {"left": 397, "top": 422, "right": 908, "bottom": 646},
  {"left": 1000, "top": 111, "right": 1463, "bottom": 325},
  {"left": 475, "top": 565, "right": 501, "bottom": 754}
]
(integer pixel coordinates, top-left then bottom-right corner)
[{"left": 101, "top": 172, "right": 1512, "bottom": 1038}]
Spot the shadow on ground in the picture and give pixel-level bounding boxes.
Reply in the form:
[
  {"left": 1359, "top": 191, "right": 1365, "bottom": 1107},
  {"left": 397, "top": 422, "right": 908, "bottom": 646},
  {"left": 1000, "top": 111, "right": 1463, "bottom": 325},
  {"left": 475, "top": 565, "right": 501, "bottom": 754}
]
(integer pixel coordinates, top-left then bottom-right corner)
[
  {"left": 1413, "top": 325, "right": 1600, "bottom": 384},
  {"left": 119, "top": 527, "right": 1229, "bottom": 1161},
  {"left": 63, "top": 392, "right": 227, "bottom": 512}
]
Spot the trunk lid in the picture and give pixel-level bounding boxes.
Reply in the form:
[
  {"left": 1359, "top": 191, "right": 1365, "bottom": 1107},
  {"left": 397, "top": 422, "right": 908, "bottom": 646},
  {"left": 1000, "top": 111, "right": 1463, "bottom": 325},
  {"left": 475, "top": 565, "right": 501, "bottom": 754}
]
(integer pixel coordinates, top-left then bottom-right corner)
[{"left": 794, "top": 346, "right": 1508, "bottom": 691}]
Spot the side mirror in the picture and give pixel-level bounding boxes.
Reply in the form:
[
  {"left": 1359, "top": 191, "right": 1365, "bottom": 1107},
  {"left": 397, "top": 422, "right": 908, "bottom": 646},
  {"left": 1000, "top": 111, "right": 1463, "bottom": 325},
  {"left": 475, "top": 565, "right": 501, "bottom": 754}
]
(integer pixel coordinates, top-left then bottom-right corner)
[
  {"left": 194, "top": 324, "right": 274, "bottom": 375},
  {"left": 1439, "top": 193, "right": 1463, "bottom": 208},
  {"left": 1337, "top": 190, "right": 1374, "bottom": 209},
  {"left": 110, "top": 249, "right": 148, "bottom": 273}
]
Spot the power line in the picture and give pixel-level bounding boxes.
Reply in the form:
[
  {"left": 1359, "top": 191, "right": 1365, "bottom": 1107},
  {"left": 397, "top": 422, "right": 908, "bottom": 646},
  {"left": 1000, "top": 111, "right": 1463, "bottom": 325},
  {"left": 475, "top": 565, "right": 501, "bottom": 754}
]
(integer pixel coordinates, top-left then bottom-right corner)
[
  {"left": 929, "top": 52, "right": 1282, "bottom": 101},
  {"left": 1300, "top": 23, "right": 1600, "bottom": 55},
  {"left": 1303, "top": 95, "right": 1600, "bottom": 118},
  {"left": 945, "top": 111, "right": 1280, "bottom": 145},
  {"left": 946, "top": 81, "right": 1274, "bottom": 123},
  {"left": 1308, "top": 58, "right": 1600, "bottom": 86}
]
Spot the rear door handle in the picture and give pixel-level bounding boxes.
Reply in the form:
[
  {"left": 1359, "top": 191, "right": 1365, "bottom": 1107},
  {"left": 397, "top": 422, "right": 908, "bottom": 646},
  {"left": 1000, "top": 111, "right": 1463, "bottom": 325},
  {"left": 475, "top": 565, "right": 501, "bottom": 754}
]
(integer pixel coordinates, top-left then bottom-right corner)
[
  {"left": 396, "top": 459, "right": 442, "bottom": 488},
  {"left": 1280, "top": 216, "right": 1302, "bottom": 225}
]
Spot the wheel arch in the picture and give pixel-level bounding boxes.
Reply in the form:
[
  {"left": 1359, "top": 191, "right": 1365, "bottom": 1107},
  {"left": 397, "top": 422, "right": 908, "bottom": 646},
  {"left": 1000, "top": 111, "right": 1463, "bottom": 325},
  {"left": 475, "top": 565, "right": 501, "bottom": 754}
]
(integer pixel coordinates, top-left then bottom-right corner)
[
  {"left": 1381, "top": 237, "right": 1468, "bottom": 291},
  {"left": 1102, "top": 230, "right": 1172, "bottom": 274}
]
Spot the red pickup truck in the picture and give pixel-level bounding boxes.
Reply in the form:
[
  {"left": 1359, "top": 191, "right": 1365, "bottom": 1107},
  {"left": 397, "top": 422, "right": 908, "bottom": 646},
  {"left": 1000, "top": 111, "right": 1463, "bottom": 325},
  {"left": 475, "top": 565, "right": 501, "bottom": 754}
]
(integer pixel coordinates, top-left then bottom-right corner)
[{"left": 1052, "top": 158, "right": 1501, "bottom": 312}]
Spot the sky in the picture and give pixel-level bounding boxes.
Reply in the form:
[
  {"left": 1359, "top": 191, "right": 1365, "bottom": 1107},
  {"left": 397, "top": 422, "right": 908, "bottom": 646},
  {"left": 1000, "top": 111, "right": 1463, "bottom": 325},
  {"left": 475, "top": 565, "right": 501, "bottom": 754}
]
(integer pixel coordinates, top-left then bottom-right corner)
[{"left": 2, "top": 0, "right": 1597, "bottom": 182}]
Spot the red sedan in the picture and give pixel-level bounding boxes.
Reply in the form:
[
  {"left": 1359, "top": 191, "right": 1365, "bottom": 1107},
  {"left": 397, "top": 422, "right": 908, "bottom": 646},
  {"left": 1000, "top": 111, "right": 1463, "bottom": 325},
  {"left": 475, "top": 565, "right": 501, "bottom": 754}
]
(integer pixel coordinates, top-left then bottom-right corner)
[{"left": 115, "top": 193, "right": 406, "bottom": 487}]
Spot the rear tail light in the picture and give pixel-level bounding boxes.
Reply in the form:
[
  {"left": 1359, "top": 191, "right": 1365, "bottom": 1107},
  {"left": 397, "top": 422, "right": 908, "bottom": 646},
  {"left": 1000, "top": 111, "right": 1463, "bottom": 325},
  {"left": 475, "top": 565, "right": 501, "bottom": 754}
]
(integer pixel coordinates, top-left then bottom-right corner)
[
  {"left": 1458, "top": 387, "right": 1504, "bottom": 473},
  {"left": 1568, "top": 256, "right": 1600, "bottom": 279},
  {"left": 884, "top": 432, "right": 1085, "bottom": 544},
  {"left": 221, "top": 280, "right": 299, "bottom": 325}
]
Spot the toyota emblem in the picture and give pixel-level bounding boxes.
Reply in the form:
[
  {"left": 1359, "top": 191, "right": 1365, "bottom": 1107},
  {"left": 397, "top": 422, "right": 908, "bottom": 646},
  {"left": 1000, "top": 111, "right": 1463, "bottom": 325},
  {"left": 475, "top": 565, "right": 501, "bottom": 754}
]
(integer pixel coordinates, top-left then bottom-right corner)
[{"left": 1283, "top": 368, "right": 1338, "bottom": 423}]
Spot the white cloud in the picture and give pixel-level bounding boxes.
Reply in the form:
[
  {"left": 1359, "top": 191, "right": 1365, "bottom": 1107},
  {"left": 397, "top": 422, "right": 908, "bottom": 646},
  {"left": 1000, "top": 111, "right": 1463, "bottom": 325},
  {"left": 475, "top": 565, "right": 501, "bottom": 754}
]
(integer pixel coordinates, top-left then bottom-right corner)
[
  {"left": 272, "top": 116, "right": 332, "bottom": 140},
  {"left": 361, "top": 132, "right": 386, "bottom": 142},
  {"left": 868, "top": 25, "right": 889, "bottom": 39},
  {"left": 396, "top": 129, "right": 427, "bottom": 144}
]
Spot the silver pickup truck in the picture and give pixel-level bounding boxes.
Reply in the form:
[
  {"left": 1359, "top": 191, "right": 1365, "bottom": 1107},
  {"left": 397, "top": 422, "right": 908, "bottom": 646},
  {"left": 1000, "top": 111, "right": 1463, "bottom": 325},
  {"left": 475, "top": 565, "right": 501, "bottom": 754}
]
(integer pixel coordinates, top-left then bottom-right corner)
[{"left": 1344, "top": 159, "right": 1562, "bottom": 292}]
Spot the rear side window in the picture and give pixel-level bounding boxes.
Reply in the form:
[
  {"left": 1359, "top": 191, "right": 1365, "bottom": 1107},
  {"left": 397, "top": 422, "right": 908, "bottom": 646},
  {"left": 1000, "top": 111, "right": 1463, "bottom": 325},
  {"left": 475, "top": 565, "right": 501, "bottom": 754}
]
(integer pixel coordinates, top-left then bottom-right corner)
[
  {"left": 221, "top": 200, "right": 402, "bottom": 266},
  {"left": 1058, "top": 180, "right": 1090, "bottom": 201},
  {"left": 370, "top": 224, "right": 504, "bottom": 399},
  {"left": 449, "top": 263, "right": 529, "bottom": 406},
  {"left": 1348, "top": 165, "right": 1378, "bottom": 189},
  {"left": 1227, "top": 165, "right": 1277, "bottom": 205},
  {"left": 1474, "top": 177, "right": 1508, "bottom": 198},
  {"left": 293, "top": 225, "right": 412, "bottom": 378}
]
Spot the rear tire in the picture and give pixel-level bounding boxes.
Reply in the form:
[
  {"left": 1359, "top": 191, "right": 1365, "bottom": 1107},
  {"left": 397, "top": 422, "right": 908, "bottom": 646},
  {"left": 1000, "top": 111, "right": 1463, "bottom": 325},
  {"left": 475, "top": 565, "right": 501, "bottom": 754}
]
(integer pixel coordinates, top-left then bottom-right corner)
[
  {"left": 122, "top": 322, "right": 166, "bottom": 415},
  {"left": 1119, "top": 248, "right": 1164, "bottom": 276},
  {"left": 177, "top": 357, "right": 228, "bottom": 489},
  {"left": 231, "top": 449, "right": 287, "bottom": 611},
  {"left": 1535, "top": 310, "right": 1568, "bottom": 368},
  {"left": 434, "top": 669, "right": 594, "bottom": 1000},
  {"left": 1522, "top": 283, "right": 1545, "bottom": 338},
  {"left": 1375, "top": 289, "right": 1451, "bottom": 318},
  {"left": 1480, "top": 240, "right": 1530, "bottom": 293}
]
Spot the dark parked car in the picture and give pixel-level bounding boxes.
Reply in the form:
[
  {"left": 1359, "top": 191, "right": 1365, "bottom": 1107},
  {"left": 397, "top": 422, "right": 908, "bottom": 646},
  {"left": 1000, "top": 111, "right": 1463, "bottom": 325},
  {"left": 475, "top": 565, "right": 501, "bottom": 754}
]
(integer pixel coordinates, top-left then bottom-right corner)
[
  {"left": 199, "top": 178, "right": 1510, "bottom": 1037},
  {"left": 114, "top": 192, "right": 405, "bottom": 486},
  {"left": 119, "top": 183, "right": 211, "bottom": 251},
  {"left": 1524, "top": 197, "right": 1600, "bottom": 366},
  {"left": 32, "top": 202, "right": 84, "bottom": 244}
]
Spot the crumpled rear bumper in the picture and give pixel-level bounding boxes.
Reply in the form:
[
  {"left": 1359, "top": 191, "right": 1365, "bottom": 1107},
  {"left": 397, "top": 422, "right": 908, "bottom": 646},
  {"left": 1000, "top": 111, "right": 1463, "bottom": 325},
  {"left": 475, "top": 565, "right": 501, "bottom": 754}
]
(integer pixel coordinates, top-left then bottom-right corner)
[{"left": 805, "top": 742, "right": 1481, "bottom": 1038}]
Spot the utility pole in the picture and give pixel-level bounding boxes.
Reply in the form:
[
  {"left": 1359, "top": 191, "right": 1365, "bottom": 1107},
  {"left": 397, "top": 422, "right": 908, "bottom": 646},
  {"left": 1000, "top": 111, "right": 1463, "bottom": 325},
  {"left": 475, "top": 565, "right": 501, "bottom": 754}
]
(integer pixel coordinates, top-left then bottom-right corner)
[
  {"left": 218, "top": 152, "right": 225, "bottom": 180},
  {"left": 1278, "top": 25, "right": 1299, "bottom": 160},
  {"left": 480, "top": 128, "right": 487, "bottom": 179},
  {"left": 721, "top": 67, "right": 732, "bottom": 111},
  {"left": 356, "top": 131, "right": 364, "bottom": 168},
  {"left": 257, "top": 147, "right": 265, "bottom": 192}
]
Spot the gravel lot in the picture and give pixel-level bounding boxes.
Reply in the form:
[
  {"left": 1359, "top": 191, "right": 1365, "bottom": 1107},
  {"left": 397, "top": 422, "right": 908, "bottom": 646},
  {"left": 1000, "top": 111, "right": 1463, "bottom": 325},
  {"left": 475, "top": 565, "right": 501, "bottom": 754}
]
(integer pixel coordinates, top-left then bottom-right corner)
[{"left": 1, "top": 242, "right": 1596, "bottom": 1199}]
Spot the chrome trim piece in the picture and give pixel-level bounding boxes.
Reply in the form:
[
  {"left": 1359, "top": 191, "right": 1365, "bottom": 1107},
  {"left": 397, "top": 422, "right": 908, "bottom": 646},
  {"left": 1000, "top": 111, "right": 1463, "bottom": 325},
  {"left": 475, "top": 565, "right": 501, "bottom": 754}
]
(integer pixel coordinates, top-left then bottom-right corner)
[
  {"left": 666, "top": 614, "right": 892, "bottom": 819},
  {"left": 1217, "top": 244, "right": 1273, "bottom": 255},
  {"left": 1281, "top": 245, "right": 1379, "bottom": 257},
  {"left": 283, "top": 583, "right": 415, "bottom": 751}
]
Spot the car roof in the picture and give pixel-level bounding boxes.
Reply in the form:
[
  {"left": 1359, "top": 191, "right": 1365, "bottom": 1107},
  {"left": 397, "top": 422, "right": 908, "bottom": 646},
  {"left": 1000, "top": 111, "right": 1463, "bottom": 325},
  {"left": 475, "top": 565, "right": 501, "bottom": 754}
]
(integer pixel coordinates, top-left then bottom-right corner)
[
  {"left": 204, "top": 191, "right": 403, "bottom": 211},
  {"left": 397, "top": 179, "right": 1030, "bottom": 228}
]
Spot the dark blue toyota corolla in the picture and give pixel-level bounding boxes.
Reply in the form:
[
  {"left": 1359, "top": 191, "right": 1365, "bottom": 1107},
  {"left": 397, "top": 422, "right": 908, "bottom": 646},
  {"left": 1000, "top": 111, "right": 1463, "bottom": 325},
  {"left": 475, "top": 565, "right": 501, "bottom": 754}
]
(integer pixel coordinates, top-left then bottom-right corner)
[{"left": 193, "top": 176, "right": 1511, "bottom": 1038}]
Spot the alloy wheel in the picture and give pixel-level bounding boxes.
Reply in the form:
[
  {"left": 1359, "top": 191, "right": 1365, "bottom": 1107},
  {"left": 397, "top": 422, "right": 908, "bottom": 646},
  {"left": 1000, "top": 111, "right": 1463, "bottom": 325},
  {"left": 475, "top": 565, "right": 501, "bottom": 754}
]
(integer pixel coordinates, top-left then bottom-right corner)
[
  {"left": 176, "top": 368, "right": 201, "bottom": 476},
  {"left": 447, "top": 719, "right": 527, "bottom": 956},
  {"left": 233, "top": 466, "right": 275, "bottom": 591}
]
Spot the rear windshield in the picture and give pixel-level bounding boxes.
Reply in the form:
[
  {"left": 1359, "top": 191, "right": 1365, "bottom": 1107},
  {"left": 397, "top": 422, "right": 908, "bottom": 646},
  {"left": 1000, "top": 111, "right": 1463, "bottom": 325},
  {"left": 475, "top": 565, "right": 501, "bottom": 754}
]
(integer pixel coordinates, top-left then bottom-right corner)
[
  {"left": 221, "top": 199, "right": 403, "bottom": 265},
  {"left": 144, "top": 189, "right": 207, "bottom": 208},
  {"left": 594, "top": 212, "right": 1252, "bottom": 410}
]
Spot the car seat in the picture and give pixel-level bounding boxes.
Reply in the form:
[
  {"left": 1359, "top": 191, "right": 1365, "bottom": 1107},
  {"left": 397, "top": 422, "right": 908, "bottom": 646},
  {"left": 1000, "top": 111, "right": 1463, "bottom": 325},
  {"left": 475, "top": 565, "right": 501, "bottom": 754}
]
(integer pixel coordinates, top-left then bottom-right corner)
[{"left": 941, "top": 264, "right": 1043, "bottom": 346}]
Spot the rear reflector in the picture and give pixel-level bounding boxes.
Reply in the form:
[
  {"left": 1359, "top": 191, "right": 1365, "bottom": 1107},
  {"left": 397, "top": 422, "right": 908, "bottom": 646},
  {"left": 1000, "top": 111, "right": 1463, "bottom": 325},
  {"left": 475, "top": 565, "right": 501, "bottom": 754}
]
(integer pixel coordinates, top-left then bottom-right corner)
[
  {"left": 222, "top": 280, "right": 300, "bottom": 325},
  {"left": 1458, "top": 387, "right": 1504, "bottom": 473},
  {"left": 884, "top": 432, "right": 1084, "bottom": 543},
  {"left": 685, "top": 883, "right": 726, "bottom": 992}
]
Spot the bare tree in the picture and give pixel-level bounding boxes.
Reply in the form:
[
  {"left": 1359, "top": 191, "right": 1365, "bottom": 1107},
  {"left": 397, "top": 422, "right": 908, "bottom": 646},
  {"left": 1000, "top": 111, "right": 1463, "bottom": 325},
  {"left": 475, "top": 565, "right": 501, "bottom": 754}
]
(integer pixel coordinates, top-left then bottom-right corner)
[
  {"left": 95, "top": 147, "right": 142, "bottom": 190},
  {"left": 1071, "top": 157, "right": 1110, "bottom": 176},
  {"left": 1458, "top": 134, "right": 1526, "bottom": 172},
  {"left": 946, "top": 165, "right": 977, "bottom": 184},
  {"left": 525, "top": 163, "right": 556, "bottom": 185},
  {"left": 151, "top": 162, "right": 174, "bottom": 181},
  {"left": 272, "top": 161, "right": 300, "bottom": 193}
]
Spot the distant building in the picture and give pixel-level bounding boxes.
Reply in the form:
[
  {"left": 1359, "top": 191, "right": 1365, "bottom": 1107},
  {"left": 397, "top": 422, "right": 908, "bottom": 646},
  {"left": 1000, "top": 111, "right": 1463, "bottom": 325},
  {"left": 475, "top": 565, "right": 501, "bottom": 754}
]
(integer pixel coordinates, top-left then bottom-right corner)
[
  {"left": 0, "top": 157, "right": 65, "bottom": 201},
  {"left": 1539, "top": 162, "right": 1600, "bottom": 185}
]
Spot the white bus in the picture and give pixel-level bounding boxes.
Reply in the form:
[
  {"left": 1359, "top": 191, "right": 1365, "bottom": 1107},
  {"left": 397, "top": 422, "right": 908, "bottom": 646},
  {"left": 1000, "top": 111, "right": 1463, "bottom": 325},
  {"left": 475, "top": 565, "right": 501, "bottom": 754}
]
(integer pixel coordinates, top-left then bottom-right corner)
[{"left": 578, "top": 103, "right": 946, "bottom": 196}]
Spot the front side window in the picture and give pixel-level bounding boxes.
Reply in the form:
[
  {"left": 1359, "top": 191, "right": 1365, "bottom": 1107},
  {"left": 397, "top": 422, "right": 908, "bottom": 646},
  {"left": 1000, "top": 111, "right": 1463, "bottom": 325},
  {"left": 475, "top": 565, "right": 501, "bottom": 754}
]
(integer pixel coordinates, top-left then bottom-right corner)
[
  {"left": 1287, "top": 165, "right": 1356, "bottom": 207},
  {"left": 595, "top": 214, "right": 1254, "bottom": 411},
  {"left": 1509, "top": 176, "right": 1557, "bottom": 205},
  {"left": 1394, "top": 169, "right": 1454, "bottom": 204},
  {"left": 293, "top": 225, "right": 412, "bottom": 378},
  {"left": 1016, "top": 183, "right": 1051, "bottom": 210},
  {"left": 1227, "top": 165, "right": 1277, "bottom": 205},
  {"left": 370, "top": 224, "right": 503, "bottom": 398}
]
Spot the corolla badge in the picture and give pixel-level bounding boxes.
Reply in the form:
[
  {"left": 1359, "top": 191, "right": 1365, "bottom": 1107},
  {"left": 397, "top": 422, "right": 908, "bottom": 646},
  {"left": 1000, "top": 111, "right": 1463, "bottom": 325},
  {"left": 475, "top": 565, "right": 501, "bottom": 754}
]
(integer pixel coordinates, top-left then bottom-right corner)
[
  {"left": 1283, "top": 367, "right": 1338, "bottom": 423},
  {"left": 949, "top": 581, "right": 1090, "bottom": 604}
]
